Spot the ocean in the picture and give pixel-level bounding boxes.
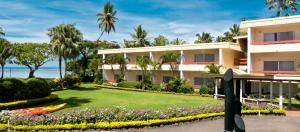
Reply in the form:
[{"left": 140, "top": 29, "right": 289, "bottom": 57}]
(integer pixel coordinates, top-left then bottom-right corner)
[{"left": 1, "top": 67, "right": 64, "bottom": 78}]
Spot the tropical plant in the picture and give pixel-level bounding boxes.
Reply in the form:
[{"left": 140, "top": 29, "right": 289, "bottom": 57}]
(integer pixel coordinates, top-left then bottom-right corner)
[
  {"left": 167, "top": 77, "right": 194, "bottom": 93},
  {"left": 0, "top": 39, "right": 13, "bottom": 78},
  {"left": 266, "top": 0, "right": 299, "bottom": 16},
  {"left": 76, "top": 40, "right": 99, "bottom": 76},
  {"left": 217, "top": 24, "right": 246, "bottom": 42},
  {"left": 153, "top": 35, "right": 168, "bottom": 46},
  {"left": 136, "top": 55, "right": 160, "bottom": 89},
  {"left": 47, "top": 24, "right": 83, "bottom": 79},
  {"left": 104, "top": 54, "right": 127, "bottom": 82},
  {"left": 171, "top": 38, "right": 186, "bottom": 45},
  {"left": 96, "top": 2, "right": 117, "bottom": 39},
  {"left": 125, "top": 25, "right": 150, "bottom": 47},
  {"left": 160, "top": 52, "right": 180, "bottom": 77},
  {"left": 13, "top": 43, "right": 54, "bottom": 78},
  {"left": 194, "top": 32, "right": 213, "bottom": 43},
  {"left": 0, "top": 27, "right": 4, "bottom": 38},
  {"left": 206, "top": 64, "right": 222, "bottom": 74}
]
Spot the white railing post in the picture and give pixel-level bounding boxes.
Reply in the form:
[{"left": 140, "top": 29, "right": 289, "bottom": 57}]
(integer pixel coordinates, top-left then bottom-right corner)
[
  {"left": 259, "top": 80, "right": 262, "bottom": 99},
  {"left": 270, "top": 81, "right": 273, "bottom": 104},
  {"left": 180, "top": 50, "right": 184, "bottom": 79},
  {"left": 279, "top": 81, "right": 283, "bottom": 110},
  {"left": 214, "top": 79, "right": 218, "bottom": 99},
  {"left": 247, "top": 27, "right": 252, "bottom": 74}
]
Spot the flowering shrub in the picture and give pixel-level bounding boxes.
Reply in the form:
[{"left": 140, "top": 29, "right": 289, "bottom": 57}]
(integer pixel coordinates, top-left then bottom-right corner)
[
  {"left": 0, "top": 105, "right": 224, "bottom": 126},
  {"left": 12, "top": 103, "right": 66, "bottom": 116}
]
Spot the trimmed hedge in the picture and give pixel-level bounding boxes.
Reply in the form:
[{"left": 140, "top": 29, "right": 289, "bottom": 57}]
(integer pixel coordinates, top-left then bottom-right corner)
[
  {"left": 0, "top": 94, "right": 58, "bottom": 110},
  {"left": 117, "top": 81, "right": 140, "bottom": 88},
  {"left": 0, "top": 78, "right": 51, "bottom": 102},
  {"left": 97, "top": 85, "right": 212, "bottom": 97},
  {"left": 0, "top": 109, "right": 285, "bottom": 130}
]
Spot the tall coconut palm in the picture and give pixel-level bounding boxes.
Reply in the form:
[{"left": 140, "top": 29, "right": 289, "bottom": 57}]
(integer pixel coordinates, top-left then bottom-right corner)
[
  {"left": 0, "top": 39, "right": 13, "bottom": 78},
  {"left": 160, "top": 52, "right": 180, "bottom": 77},
  {"left": 131, "top": 25, "right": 150, "bottom": 47},
  {"left": 266, "top": 0, "right": 299, "bottom": 16},
  {"left": 194, "top": 32, "right": 213, "bottom": 44},
  {"left": 47, "top": 24, "right": 83, "bottom": 79},
  {"left": 0, "top": 27, "right": 4, "bottom": 38},
  {"left": 96, "top": 2, "right": 117, "bottom": 40}
]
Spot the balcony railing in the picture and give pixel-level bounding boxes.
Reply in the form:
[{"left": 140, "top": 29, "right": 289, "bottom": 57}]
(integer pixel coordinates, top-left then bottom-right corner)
[
  {"left": 251, "top": 70, "right": 300, "bottom": 75},
  {"left": 183, "top": 61, "right": 217, "bottom": 65},
  {"left": 252, "top": 40, "right": 300, "bottom": 45},
  {"left": 234, "top": 58, "right": 247, "bottom": 65}
]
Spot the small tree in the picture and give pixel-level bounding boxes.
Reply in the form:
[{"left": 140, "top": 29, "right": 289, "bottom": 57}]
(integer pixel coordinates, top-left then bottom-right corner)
[
  {"left": 104, "top": 54, "right": 127, "bottom": 82},
  {"left": 13, "top": 43, "right": 54, "bottom": 78},
  {"left": 136, "top": 55, "right": 160, "bottom": 89},
  {"left": 160, "top": 52, "right": 180, "bottom": 77},
  {"left": 0, "top": 39, "right": 13, "bottom": 78}
]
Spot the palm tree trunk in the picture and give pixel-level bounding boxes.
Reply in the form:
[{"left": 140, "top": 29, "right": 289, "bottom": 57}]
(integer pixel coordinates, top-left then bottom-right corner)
[
  {"left": 1, "top": 65, "right": 4, "bottom": 79},
  {"left": 97, "top": 30, "right": 105, "bottom": 40},
  {"left": 59, "top": 56, "right": 63, "bottom": 79},
  {"left": 28, "top": 69, "right": 35, "bottom": 78},
  {"left": 64, "top": 57, "right": 68, "bottom": 77}
]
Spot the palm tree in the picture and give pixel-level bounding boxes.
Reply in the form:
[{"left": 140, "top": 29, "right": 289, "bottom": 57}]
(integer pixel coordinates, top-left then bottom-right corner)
[
  {"left": 266, "top": 0, "right": 299, "bottom": 16},
  {"left": 47, "top": 24, "right": 83, "bottom": 79},
  {"left": 0, "top": 39, "right": 13, "bottom": 78},
  {"left": 96, "top": 2, "right": 117, "bottom": 40},
  {"left": 160, "top": 52, "right": 180, "bottom": 76},
  {"left": 206, "top": 64, "right": 222, "bottom": 74},
  {"left": 153, "top": 35, "right": 168, "bottom": 46},
  {"left": 104, "top": 54, "right": 127, "bottom": 82},
  {"left": 131, "top": 25, "right": 150, "bottom": 47},
  {"left": 194, "top": 32, "right": 213, "bottom": 43},
  {"left": 0, "top": 27, "right": 4, "bottom": 38},
  {"left": 136, "top": 56, "right": 159, "bottom": 89},
  {"left": 171, "top": 38, "right": 186, "bottom": 45}
]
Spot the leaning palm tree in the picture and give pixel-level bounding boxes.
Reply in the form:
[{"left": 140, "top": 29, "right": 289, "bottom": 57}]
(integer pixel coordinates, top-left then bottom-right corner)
[
  {"left": 131, "top": 25, "right": 150, "bottom": 47},
  {"left": 0, "top": 27, "right": 4, "bottom": 38},
  {"left": 0, "top": 39, "right": 13, "bottom": 78},
  {"left": 194, "top": 32, "right": 213, "bottom": 43},
  {"left": 96, "top": 2, "right": 117, "bottom": 40},
  {"left": 47, "top": 24, "right": 83, "bottom": 79},
  {"left": 266, "top": 0, "right": 299, "bottom": 16},
  {"left": 160, "top": 52, "right": 180, "bottom": 77}
]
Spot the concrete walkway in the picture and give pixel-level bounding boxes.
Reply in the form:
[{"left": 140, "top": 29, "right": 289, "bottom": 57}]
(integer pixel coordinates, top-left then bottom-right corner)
[{"left": 124, "top": 116, "right": 300, "bottom": 132}]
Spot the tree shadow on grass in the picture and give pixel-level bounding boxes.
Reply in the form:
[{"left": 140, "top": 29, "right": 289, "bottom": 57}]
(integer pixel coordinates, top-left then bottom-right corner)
[
  {"left": 68, "top": 86, "right": 100, "bottom": 91},
  {"left": 39, "top": 97, "right": 92, "bottom": 109}
]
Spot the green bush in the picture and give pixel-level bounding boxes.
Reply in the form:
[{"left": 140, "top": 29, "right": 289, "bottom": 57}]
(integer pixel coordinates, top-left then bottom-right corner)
[
  {"left": 149, "top": 84, "right": 162, "bottom": 91},
  {"left": 26, "top": 78, "right": 51, "bottom": 99},
  {"left": 178, "top": 83, "right": 194, "bottom": 93},
  {"left": 199, "top": 85, "right": 209, "bottom": 95},
  {"left": 117, "top": 81, "right": 140, "bottom": 88},
  {"left": 0, "top": 78, "right": 52, "bottom": 103},
  {"left": 64, "top": 75, "right": 80, "bottom": 87},
  {"left": 296, "top": 93, "right": 300, "bottom": 100}
]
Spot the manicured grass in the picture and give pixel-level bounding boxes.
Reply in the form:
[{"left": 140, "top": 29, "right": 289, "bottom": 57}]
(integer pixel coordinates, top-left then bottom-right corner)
[{"left": 42, "top": 83, "right": 223, "bottom": 112}]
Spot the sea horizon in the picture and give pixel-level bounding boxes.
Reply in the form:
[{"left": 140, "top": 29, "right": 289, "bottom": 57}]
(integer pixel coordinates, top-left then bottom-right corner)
[{"left": 1, "top": 66, "right": 64, "bottom": 78}]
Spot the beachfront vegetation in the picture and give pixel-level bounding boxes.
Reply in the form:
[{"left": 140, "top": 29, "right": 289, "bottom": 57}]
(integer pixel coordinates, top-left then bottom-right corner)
[
  {"left": 0, "top": 39, "right": 13, "bottom": 78},
  {"left": 47, "top": 24, "right": 83, "bottom": 79},
  {"left": 266, "top": 0, "right": 299, "bottom": 17},
  {"left": 96, "top": 2, "right": 118, "bottom": 39},
  {"left": 13, "top": 43, "right": 54, "bottom": 78}
]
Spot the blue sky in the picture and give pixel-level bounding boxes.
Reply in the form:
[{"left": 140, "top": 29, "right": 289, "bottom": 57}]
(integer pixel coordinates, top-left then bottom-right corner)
[{"left": 0, "top": 0, "right": 276, "bottom": 44}]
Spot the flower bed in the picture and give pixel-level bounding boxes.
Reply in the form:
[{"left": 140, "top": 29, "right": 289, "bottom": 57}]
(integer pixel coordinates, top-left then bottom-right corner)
[
  {"left": 12, "top": 103, "right": 66, "bottom": 116},
  {"left": 97, "top": 85, "right": 212, "bottom": 97},
  {"left": 0, "top": 109, "right": 285, "bottom": 130},
  {"left": 0, "top": 94, "right": 58, "bottom": 110}
]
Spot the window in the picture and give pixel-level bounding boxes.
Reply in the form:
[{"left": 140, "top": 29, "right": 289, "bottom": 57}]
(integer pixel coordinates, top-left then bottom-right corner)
[
  {"left": 194, "top": 77, "right": 214, "bottom": 86},
  {"left": 194, "top": 54, "right": 215, "bottom": 62},
  {"left": 163, "top": 76, "right": 174, "bottom": 83},
  {"left": 136, "top": 75, "right": 143, "bottom": 81},
  {"left": 264, "top": 61, "right": 295, "bottom": 71},
  {"left": 264, "top": 31, "right": 295, "bottom": 42}
]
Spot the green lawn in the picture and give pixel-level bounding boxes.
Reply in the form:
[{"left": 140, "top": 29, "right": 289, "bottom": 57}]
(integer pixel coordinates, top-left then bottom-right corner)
[{"left": 42, "top": 83, "right": 223, "bottom": 112}]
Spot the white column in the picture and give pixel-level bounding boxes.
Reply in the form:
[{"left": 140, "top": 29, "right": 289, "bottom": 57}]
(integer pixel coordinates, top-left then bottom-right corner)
[
  {"left": 270, "top": 81, "right": 273, "bottom": 104},
  {"left": 180, "top": 50, "right": 184, "bottom": 79},
  {"left": 214, "top": 79, "right": 218, "bottom": 99},
  {"left": 149, "top": 52, "right": 155, "bottom": 82},
  {"left": 149, "top": 52, "right": 153, "bottom": 60},
  {"left": 234, "top": 80, "right": 236, "bottom": 95},
  {"left": 259, "top": 80, "right": 262, "bottom": 99},
  {"left": 247, "top": 27, "right": 252, "bottom": 74},
  {"left": 279, "top": 82, "right": 283, "bottom": 110},
  {"left": 218, "top": 49, "right": 222, "bottom": 65},
  {"left": 102, "top": 54, "right": 106, "bottom": 80},
  {"left": 240, "top": 80, "right": 243, "bottom": 102},
  {"left": 124, "top": 53, "right": 127, "bottom": 80},
  {"left": 288, "top": 81, "right": 292, "bottom": 109}
]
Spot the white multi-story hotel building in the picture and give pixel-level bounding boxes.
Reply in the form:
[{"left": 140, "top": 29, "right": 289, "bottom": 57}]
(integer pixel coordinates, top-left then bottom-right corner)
[{"left": 98, "top": 15, "right": 300, "bottom": 104}]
